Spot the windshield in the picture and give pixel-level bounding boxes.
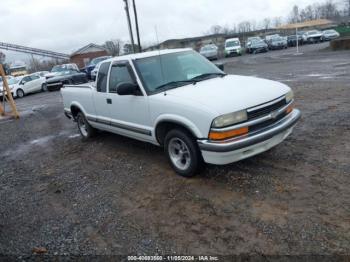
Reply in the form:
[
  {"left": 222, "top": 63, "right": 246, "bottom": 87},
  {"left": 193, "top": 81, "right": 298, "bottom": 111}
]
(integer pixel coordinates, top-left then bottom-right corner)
[
  {"left": 201, "top": 46, "right": 216, "bottom": 51},
  {"left": 134, "top": 50, "right": 223, "bottom": 95},
  {"left": 272, "top": 37, "right": 282, "bottom": 42},
  {"left": 52, "top": 64, "right": 75, "bottom": 72},
  {"left": 308, "top": 30, "right": 318, "bottom": 35},
  {"left": 252, "top": 39, "right": 264, "bottom": 45},
  {"left": 55, "top": 70, "right": 76, "bottom": 76},
  {"left": 226, "top": 41, "right": 240, "bottom": 47}
]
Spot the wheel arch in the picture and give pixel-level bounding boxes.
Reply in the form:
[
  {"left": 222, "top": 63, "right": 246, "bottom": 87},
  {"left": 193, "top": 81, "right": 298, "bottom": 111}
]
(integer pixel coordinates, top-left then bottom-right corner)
[
  {"left": 154, "top": 116, "right": 203, "bottom": 146},
  {"left": 70, "top": 102, "right": 87, "bottom": 120}
]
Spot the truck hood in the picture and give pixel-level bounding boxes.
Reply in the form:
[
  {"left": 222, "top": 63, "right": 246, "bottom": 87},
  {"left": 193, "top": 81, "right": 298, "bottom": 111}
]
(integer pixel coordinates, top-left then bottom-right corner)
[{"left": 159, "top": 75, "right": 290, "bottom": 115}]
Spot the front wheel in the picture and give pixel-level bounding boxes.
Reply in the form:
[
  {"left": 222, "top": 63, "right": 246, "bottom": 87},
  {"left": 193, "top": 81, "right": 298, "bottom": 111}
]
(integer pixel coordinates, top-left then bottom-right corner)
[
  {"left": 76, "top": 112, "right": 96, "bottom": 140},
  {"left": 16, "top": 89, "right": 24, "bottom": 98},
  {"left": 41, "top": 83, "right": 47, "bottom": 92},
  {"left": 164, "top": 129, "right": 203, "bottom": 177}
]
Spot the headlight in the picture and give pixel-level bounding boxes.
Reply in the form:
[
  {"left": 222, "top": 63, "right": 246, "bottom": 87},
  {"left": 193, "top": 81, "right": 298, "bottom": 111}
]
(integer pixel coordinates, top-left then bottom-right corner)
[
  {"left": 212, "top": 110, "right": 247, "bottom": 128},
  {"left": 285, "top": 90, "right": 294, "bottom": 103}
]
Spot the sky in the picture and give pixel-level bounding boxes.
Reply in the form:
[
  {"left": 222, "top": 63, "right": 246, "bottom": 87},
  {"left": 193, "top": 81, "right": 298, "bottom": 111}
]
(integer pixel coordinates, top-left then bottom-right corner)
[{"left": 0, "top": 0, "right": 328, "bottom": 62}]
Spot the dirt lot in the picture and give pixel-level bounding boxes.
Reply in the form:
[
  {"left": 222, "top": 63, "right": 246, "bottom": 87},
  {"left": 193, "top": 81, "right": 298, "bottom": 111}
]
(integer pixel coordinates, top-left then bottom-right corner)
[{"left": 1, "top": 43, "right": 349, "bottom": 256}]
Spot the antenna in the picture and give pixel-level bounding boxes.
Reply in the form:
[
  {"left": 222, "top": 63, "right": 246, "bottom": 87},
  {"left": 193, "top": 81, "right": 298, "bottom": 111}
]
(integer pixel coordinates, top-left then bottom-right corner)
[{"left": 155, "top": 26, "right": 166, "bottom": 91}]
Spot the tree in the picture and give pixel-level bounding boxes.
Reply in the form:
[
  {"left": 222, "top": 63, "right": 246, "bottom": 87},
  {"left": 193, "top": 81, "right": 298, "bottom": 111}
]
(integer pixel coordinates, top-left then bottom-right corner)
[
  {"left": 123, "top": 43, "right": 140, "bottom": 54},
  {"left": 263, "top": 18, "right": 271, "bottom": 31},
  {"left": 347, "top": 0, "right": 350, "bottom": 16},
  {"left": 0, "top": 52, "right": 5, "bottom": 64},
  {"left": 104, "top": 39, "right": 122, "bottom": 56},
  {"left": 289, "top": 5, "right": 300, "bottom": 23},
  {"left": 210, "top": 25, "right": 223, "bottom": 34},
  {"left": 273, "top": 17, "right": 282, "bottom": 28}
]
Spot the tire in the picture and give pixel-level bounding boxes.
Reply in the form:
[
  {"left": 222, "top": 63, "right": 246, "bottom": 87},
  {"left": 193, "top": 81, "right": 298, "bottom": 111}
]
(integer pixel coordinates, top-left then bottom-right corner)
[
  {"left": 16, "top": 89, "right": 24, "bottom": 98},
  {"left": 164, "top": 128, "right": 203, "bottom": 177},
  {"left": 41, "top": 83, "right": 47, "bottom": 92},
  {"left": 76, "top": 112, "right": 96, "bottom": 140}
]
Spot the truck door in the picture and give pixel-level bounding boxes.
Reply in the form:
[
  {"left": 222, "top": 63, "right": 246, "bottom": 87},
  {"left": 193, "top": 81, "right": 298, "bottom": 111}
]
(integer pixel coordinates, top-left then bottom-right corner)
[
  {"left": 106, "top": 60, "right": 152, "bottom": 141},
  {"left": 92, "top": 61, "right": 112, "bottom": 126}
]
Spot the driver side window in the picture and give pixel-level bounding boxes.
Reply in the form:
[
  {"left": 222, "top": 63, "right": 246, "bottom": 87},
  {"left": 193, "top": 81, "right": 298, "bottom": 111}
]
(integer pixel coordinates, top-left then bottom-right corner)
[
  {"left": 109, "top": 64, "right": 135, "bottom": 93},
  {"left": 21, "top": 76, "right": 31, "bottom": 84}
]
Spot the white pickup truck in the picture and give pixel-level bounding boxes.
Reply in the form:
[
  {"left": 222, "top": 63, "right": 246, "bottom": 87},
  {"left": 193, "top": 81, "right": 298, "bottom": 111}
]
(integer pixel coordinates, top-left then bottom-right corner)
[{"left": 61, "top": 48, "right": 301, "bottom": 177}]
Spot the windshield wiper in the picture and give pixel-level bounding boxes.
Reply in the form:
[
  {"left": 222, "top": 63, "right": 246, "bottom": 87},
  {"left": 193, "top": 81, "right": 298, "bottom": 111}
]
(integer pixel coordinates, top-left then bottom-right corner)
[
  {"left": 189, "top": 72, "right": 226, "bottom": 82},
  {"left": 155, "top": 80, "right": 196, "bottom": 91}
]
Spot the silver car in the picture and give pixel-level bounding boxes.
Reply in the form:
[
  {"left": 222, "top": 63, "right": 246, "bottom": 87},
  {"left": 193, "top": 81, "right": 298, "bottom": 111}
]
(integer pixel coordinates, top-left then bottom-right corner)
[
  {"left": 322, "top": 29, "right": 340, "bottom": 41},
  {"left": 199, "top": 44, "right": 219, "bottom": 60}
]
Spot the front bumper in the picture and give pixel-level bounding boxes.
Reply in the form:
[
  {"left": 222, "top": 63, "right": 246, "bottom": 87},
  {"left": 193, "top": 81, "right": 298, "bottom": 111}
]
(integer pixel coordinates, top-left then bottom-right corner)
[{"left": 198, "top": 109, "right": 301, "bottom": 165}]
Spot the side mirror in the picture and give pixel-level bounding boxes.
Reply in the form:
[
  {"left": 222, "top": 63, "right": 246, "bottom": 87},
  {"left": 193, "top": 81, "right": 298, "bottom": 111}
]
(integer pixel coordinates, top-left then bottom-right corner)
[
  {"left": 214, "top": 63, "right": 224, "bottom": 71},
  {"left": 116, "top": 82, "right": 139, "bottom": 95}
]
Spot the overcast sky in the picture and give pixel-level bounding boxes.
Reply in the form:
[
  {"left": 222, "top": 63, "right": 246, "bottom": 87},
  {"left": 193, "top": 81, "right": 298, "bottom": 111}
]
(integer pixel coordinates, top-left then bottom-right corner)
[{"left": 0, "top": 0, "right": 328, "bottom": 62}]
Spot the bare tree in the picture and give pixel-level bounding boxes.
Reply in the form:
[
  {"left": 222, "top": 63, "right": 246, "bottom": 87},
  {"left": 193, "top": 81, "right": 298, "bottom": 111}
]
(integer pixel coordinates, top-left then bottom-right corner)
[
  {"left": 263, "top": 18, "right": 271, "bottom": 31},
  {"left": 210, "top": 25, "right": 223, "bottom": 34},
  {"left": 104, "top": 39, "right": 122, "bottom": 56},
  {"left": 0, "top": 52, "right": 5, "bottom": 64},
  {"left": 323, "top": 0, "right": 340, "bottom": 18},
  {"left": 28, "top": 58, "right": 65, "bottom": 73},
  {"left": 273, "top": 17, "right": 283, "bottom": 28},
  {"left": 289, "top": 5, "right": 300, "bottom": 23}
]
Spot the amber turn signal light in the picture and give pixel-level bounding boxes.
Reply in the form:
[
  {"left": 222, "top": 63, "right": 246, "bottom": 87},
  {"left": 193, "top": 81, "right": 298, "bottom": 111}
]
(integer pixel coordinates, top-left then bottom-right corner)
[
  {"left": 286, "top": 103, "right": 294, "bottom": 114},
  {"left": 209, "top": 127, "right": 248, "bottom": 140}
]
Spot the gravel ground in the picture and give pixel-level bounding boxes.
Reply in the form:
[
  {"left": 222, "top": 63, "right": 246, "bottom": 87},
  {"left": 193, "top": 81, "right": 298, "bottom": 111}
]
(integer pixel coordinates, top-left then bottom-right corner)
[{"left": 0, "top": 42, "right": 349, "bottom": 256}]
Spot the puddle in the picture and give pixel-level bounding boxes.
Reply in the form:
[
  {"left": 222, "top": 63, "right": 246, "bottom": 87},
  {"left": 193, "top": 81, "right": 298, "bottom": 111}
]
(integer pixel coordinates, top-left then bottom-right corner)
[
  {"left": 1, "top": 131, "right": 78, "bottom": 158},
  {"left": 30, "top": 135, "right": 55, "bottom": 146},
  {"left": 68, "top": 134, "right": 80, "bottom": 139}
]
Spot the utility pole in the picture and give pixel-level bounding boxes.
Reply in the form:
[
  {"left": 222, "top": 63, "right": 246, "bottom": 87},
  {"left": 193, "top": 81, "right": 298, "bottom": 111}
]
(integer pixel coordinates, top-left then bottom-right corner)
[
  {"left": 123, "top": 0, "right": 135, "bottom": 53},
  {"left": 132, "top": 0, "right": 141, "bottom": 52}
]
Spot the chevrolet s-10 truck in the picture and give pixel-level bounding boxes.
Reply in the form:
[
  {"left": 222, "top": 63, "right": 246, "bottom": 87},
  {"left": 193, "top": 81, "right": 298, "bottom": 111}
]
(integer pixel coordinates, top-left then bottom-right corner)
[{"left": 61, "top": 48, "right": 301, "bottom": 177}]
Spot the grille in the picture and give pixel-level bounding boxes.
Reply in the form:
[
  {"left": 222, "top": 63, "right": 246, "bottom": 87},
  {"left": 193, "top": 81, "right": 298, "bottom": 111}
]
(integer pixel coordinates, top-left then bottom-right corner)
[
  {"left": 247, "top": 98, "right": 286, "bottom": 120},
  {"left": 249, "top": 111, "right": 287, "bottom": 132}
]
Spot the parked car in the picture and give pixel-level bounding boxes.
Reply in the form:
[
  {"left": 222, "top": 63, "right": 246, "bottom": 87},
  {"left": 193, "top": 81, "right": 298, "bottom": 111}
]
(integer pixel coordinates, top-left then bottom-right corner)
[
  {"left": 0, "top": 77, "right": 16, "bottom": 98},
  {"left": 303, "top": 30, "right": 323, "bottom": 44},
  {"left": 322, "top": 29, "right": 340, "bottom": 41},
  {"left": 82, "top": 56, "right": 112, "bottom": 79},
  {"left": 246, "top": 36, "right": 263, "bottom": 53},
  {"left": 287, "top": 35, "right": 303, "bottom": 47},
  {"left": 0, "top": 76, "right": 14, "bottom": 87},
  {"left": 90, "top": 61, "right": 102, "bottom": 81},
  {"left": 4, "top": 74, "right": 47, "bottom": 98},
  {"left": 61, "top": 48, "right": 300, "bottom": 177},
  {"left": 247, "top": 36, "right": 263, "bottom": 42},
  {"left": 224, "top": 38, "right": 242, "bottom": 57},
  {"left": 265, "top": 34, "right": 280, "bottom": 44},
  {"left": 199, "top": 44, "right": 219, "bottom": 60},
  {"left": 269, "top": 36, "right": 288, "bottom": 50},
  {"left": 46, "top": 69, "right": 88, "bottom": 91},
  {"left": 246, "top": 39, "right": 268, "bottom": 54},
  {"left": 46, "top": 63, "right": 80, "bottom": 79}
]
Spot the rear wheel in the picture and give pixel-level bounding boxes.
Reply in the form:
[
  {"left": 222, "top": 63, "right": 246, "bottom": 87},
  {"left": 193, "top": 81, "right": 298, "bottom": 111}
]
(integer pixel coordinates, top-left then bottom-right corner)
[
  {"left": 16, "top": 89, "right": 24, "bottom": 98},
  {"left": 164, "top": 129, "right": 203, "bottom": 177},
  {"left": 76, "top": 112, "right": 96, "bottom": 140},
  {"left": 41, "top": 83, "right": 47, "bottom": 92}
]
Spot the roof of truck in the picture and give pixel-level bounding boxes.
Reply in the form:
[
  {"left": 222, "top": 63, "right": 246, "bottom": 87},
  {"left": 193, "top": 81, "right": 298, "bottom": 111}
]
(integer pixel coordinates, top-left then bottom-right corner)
[{"left": 107, "top": 48, "right": 192, "bottom": 62}]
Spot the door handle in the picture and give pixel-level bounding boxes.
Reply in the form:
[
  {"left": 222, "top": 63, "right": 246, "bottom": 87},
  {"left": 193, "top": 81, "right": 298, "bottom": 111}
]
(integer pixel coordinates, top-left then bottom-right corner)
[{"left": 106, "top": 98, "right": 112, "bottom": 104}]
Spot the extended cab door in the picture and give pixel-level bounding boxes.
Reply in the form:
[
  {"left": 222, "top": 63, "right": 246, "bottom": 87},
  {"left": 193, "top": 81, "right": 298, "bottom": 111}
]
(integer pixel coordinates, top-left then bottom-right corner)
[
  {"left": 92, "top": 61, "right": 112, "bottom": 125},
  {"left": 19, "top": 76, "right": 34, "bottom": 94},
  {"left": 29, "top": 74, "right": 42, "bottom": 92},
  {"left": 106, "top": 61, "right": 152, "bottom": 141}
]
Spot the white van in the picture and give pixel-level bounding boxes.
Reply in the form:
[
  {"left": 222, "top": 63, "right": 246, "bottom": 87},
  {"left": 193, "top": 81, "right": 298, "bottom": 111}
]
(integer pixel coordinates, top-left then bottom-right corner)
[{"left": 224, "top": 38, "right": 242, "bottom": 57}]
